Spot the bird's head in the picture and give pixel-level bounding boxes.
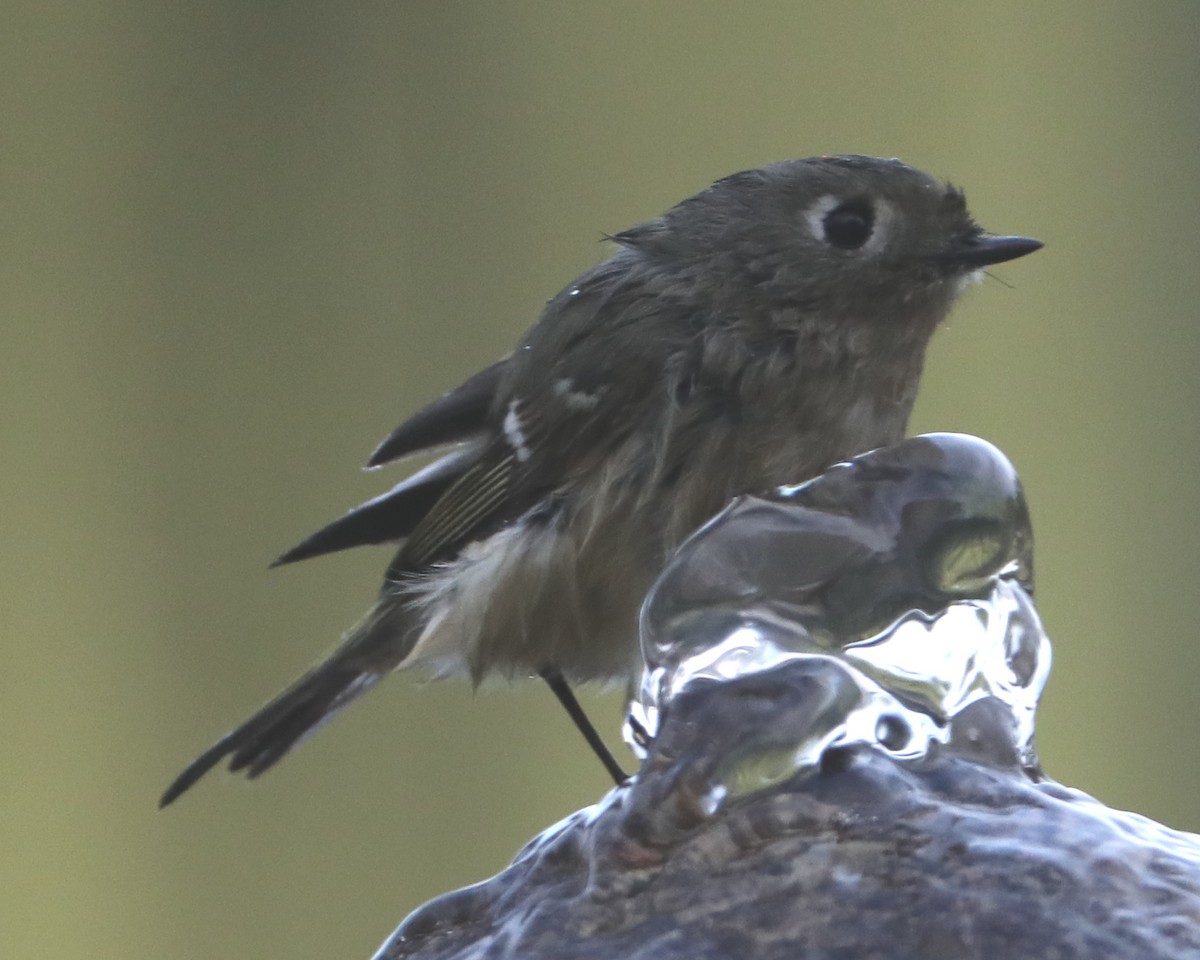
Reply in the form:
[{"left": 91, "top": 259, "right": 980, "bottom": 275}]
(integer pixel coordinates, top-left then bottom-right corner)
[{"left": 612, "top": 155, "right": 1042, "bottom": 338}]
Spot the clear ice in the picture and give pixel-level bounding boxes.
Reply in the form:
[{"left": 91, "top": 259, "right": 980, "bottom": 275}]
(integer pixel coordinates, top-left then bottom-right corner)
[{"left": 627, "top": 433, "right": 1051, "bottom": 797}]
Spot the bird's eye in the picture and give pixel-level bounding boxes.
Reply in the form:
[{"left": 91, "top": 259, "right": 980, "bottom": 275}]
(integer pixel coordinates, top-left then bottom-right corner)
[{"left": 822, "top": 200, "right": 875, "bottom": 250}]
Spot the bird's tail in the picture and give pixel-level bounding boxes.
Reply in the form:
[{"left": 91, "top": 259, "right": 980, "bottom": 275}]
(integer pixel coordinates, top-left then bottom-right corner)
[{"left": 159, "top": 603, "right": 411, "bottom": 808}]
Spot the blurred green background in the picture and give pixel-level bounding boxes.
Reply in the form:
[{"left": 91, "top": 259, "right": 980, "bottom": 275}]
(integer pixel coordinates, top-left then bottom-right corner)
[{"left": 4, "top": 3, "right": 1199, "bottom": 958}]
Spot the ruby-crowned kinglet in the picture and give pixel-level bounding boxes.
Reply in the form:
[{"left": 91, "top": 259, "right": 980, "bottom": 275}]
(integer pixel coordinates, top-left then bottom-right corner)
[{"left": 161, "top": 155, "right": 1040, "bottom": 805}]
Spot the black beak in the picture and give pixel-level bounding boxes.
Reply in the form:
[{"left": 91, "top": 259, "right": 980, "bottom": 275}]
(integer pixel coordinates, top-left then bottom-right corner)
[{"left": 945, "top": 234, "right": 1043, "bottom": 269}]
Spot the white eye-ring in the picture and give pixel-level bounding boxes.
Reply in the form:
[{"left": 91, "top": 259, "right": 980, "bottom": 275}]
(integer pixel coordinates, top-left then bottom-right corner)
[{"left": 804, "top": 194, "right": 894, "bottom": 254}]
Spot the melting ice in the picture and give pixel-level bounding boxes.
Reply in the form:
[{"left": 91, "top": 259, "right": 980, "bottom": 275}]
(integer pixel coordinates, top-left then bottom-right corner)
[{"left": 627, "top": 433, "right": 1051, "bottom": 785}]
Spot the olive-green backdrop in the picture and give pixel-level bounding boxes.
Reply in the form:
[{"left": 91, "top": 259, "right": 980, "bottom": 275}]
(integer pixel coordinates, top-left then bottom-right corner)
[{"left": 4, "top": 3, "right": 1199, "bottom": 958}]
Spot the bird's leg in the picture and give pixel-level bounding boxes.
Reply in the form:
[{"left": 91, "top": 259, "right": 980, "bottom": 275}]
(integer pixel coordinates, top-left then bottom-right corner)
[{"left": 538, "top": 667, "right": 628, "bottom": 785}]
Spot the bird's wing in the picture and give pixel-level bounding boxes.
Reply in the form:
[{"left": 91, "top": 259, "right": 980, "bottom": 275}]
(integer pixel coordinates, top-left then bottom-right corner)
[
  {"left": 384, "top": 377, "right": 608, "bottom": 576},
  {"left": 390, "top": 444, "right": 522, "bottom": 570},
  {"left": 366, "top": 357, "right": 508, "bottom": 468},
  {"left": 271, "top": 357, "right": 508, "bottom": 566},
  {"left": 271, "top": 442, "right": 486, "bottom": 566},
  {"left": 279, "top": 251, "right": 679, "bottom": 577},
  {"left": 388, "top": 262, "right": 678, "bottom": 575}
]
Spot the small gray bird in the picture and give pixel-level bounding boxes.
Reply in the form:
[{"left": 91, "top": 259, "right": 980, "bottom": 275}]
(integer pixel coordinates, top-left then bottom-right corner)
[{"left": 160, "top": 155, "right": 1041, "bottom": 805}]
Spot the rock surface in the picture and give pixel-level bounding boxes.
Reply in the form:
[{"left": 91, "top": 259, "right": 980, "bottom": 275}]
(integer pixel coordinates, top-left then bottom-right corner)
[{"left": 375, "top": 664, "right": 1200, "bottom": 960}]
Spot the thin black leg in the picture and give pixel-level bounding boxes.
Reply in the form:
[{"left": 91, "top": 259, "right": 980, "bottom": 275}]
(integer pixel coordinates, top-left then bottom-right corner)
[{"left": 539, "top": 666, "right": 628, "bottom": 785}]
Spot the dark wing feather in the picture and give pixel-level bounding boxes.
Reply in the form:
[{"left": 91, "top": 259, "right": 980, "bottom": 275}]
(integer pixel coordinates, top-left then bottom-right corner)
[
  {"left": 367, "top": 357, "right": 508, "bottom": 468},
  {"left": 271, "top": 442, "right": 485, "bottom": 567},
  {"left": 389, "top": 450, "right": 521, "bottom": 573},
  {"left": 383, "top": 261, "right": 682, "bottom": 579}
]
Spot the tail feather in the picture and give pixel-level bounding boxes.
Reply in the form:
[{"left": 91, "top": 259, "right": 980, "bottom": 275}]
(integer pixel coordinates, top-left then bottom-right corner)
[
  {"left": 160, "top": 601, "right": 413, "bottom": 808},
  {"left": 159, "top": 663, "right": 382, "bottom": 807}
]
